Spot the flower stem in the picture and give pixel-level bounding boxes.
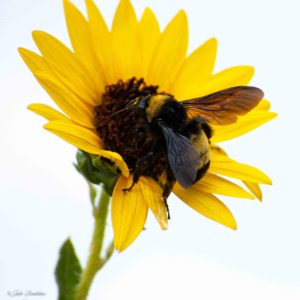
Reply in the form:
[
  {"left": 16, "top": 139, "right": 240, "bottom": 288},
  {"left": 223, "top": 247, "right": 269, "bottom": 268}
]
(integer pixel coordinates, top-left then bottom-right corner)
[{"left": 74, "top": 189, "right": 111, "bottom": 300}]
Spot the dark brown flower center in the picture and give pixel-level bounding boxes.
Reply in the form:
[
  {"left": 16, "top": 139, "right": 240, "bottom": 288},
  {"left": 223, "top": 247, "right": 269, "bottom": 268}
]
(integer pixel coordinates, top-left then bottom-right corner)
[{"left": 95, "top": 78, "right": 168, "bottom": 177}]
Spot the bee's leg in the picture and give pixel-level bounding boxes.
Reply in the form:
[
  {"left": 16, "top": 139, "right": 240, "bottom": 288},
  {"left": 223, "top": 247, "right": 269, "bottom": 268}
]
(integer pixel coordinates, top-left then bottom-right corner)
[
  {"left": 122, "top": 171, "right": 141, "bottom": 193},
  {"left": 122, "top": 151, "right": 154, "bottom": 193},
  {"left": 162, "top": 168, "right": 176, "bottom": 220}
]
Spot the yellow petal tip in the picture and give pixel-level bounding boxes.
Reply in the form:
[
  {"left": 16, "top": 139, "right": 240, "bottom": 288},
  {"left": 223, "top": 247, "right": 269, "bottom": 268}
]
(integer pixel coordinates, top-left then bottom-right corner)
[
  {"left": 63, "top": 0, "right": 71, "bottom": 6},
  {"left": 32, "top": 30, "right": 48, "bottom": 45},
  {"left": 114, "top": 243, "right": 128, "bottom": 253},
  {"left": 27, "top": 104, "right": 34, "bottom": 111},
  {"left": 18, "top": 48, "right": 28, "bottom": 61},
  {"left": 228, "top": 218, "right": 238, "bottom": 230},
  {"left": 175, "top": 9, "right": 188, "bottom": 24},
  {"left": 18, "top": 47, "right": 26, "bottom": 54},
  {"left": 225, "top": 216, "right": 237, "bottom": 230},
  {"left": 43, "top": 122, "right": 50, "bottom": 129},
  {"left": 161, "top": 224, "right": 168, "bottom": 231},
  {"left": 114, "top": 240, "right": 132, "bottom": 253},
  {"left": 32, "top": 30, "right": 42, "bottom": 38},
  {"left": 248, "top": 194, "right": 256, "bottom": 200},
  {"left": 263, "top": 176, "right": 272, "bottom": 185},
  {"left": 208, "top": 37, "right": 218, "bottom": 46}
]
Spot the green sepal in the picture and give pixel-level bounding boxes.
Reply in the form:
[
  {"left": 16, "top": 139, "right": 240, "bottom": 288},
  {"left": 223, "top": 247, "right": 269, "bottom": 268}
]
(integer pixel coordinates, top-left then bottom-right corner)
[
  {"left": 75, "top": 151, "right": 102, "bottom": 184},
  {"left": 90, "top": 155, "right": 119, "bottom": 195},
  {"left": 75, "top": 150, "right": 120, "bottom": 196},
  {"left": 55, "top": 238, "right": 82, "bottom": 300}
]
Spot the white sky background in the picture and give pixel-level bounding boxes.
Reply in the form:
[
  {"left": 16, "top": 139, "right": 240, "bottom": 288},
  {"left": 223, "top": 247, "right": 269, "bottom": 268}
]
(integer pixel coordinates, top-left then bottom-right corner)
[{"left": 0, "top": 0, "right": 300, "bottom": 299}]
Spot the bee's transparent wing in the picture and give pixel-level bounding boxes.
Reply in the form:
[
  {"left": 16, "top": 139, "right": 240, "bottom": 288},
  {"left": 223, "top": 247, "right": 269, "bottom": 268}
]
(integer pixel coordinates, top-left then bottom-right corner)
[
  {"left": 158, "top": 121, "right": 200, "bottom": 188},
  {"left": 182, "top": 86, "right": 263, "bottom": 125}
]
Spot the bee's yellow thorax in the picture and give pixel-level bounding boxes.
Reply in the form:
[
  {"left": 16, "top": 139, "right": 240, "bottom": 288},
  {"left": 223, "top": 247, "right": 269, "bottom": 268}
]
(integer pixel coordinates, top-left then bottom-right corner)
[{"left": 146, "top": 95, "right": 170, "bottom": 122}]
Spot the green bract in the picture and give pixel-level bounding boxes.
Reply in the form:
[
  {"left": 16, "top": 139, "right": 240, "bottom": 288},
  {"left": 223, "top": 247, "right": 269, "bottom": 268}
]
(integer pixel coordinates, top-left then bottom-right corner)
[{"left": 75, "top": 150, "right": 120, "bottom": 196}]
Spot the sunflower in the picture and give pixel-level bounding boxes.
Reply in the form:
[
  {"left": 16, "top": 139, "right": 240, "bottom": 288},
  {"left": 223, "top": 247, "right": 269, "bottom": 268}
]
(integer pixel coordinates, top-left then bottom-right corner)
[{"left": 19, "top": 0, "right": 276, "bottom": 252}]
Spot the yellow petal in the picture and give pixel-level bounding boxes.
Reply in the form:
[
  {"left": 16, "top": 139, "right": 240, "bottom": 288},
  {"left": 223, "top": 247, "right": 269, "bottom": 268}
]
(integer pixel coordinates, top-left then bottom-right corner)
[
  {"left": 243, "top": 181, "right": 263, "bottom": 201},
  {"left": 210, "top": 148, "right": 272, "bottom": 185},
  {"left": 139, "top": 177, "right": 168, "bottom": 230},
  {"left": 28, "top": 104, "right": 69, "bottom": 121},
  {"left": 32, "top": 31, "right": 100, "bottom": 105},
  {"left": 44, "top": 120, "right": 103, "bottom": 154},
  {"left": 112, "top": 175, "right": 148, "bottom": 251},
  {"left": 111, "top": 0, "right": 139, "bottom": 80},
  {"left": 194, "top": 172, "right": 255, "bottom": 199},
  {"left": 254, "top": 99, "right": 271, "bottom": 111},
  {"left": 44, "top": 121, "right": 129, "bottom": 177},
  {"left": 85, "top": 0, "right": 114, "bottom": 84},
  {"left": 34, "top": 72, "right": 94, "bottom": 128},
  {"left": 170, "top": 38, "right": 218, "bottom": 100},
  {"left": 210, "top": 145, "right": 229, "bottom": 161},
  {"left": 63, "top": 0, "right": 103, "bottom": 88},
  {"left": 33, "top": 110, "right": 129, "bottom": 178},
  {"left": 174, "top": 185, "right": 237, "bottom": 229},
  {"left": 211, "top": 111, "right": 277, "bottom": 143},
  {"left": 97, "top": 150, "right": 129, "bottom": 178},
  {"left": 138, "top": 7, "right": 160, "bottom": 80},
  {"left": 18, "top": 47, "right": 53, "bottom": 75},
  {"left": 187, "top": 66, "right": 254, "bottom": 98},
  {"left": 147, "top": 10, "right": 188, "bottom": 91}
]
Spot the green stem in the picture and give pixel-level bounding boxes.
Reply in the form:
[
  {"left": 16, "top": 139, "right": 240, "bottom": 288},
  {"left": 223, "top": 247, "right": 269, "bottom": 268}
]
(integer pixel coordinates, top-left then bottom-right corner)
[{"left": 74, "top": 189, "right": 111, "bottom": 300}]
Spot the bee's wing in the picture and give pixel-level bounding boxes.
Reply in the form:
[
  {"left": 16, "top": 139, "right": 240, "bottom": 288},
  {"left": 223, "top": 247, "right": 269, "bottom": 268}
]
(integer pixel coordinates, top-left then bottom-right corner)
[
  {"left": 181, "top": 86, "right": 264, "bottom": 125},
  {"left": 158, "top": 121, "right": 200, "bottom": 188}
]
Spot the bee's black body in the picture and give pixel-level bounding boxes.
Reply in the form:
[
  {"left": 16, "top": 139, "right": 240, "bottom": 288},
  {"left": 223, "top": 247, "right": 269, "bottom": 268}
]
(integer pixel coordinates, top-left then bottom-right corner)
[
  {"left": 96, "top": 78, "right": 264, "bottom": 219},
  {"left": 124, "top": 95, "right": 212, "bottom": 217}
]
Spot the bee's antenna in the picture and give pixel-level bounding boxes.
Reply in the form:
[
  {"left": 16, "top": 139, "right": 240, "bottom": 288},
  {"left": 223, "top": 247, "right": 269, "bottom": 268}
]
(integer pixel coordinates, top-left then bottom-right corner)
[
  {"left": 108, "top": 105, "right": 135, "bottom": 118},
  {"left": 108, "top": 96, "right": 140, "bottom": 118}
]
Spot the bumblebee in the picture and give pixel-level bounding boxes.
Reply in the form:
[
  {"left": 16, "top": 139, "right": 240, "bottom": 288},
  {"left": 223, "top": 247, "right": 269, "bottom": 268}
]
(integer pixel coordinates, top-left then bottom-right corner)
[{"left": 99, "top": 82, "right": 264, "bottom": 218}]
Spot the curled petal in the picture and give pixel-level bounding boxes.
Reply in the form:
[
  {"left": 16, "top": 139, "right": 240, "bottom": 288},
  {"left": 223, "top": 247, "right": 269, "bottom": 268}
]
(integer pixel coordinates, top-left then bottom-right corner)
[
  {"left": 97, "top": 150, "right": 129, "bottom": 178},
  {"left": 44, "top": 121, "right": 129, "bottom": 177}
]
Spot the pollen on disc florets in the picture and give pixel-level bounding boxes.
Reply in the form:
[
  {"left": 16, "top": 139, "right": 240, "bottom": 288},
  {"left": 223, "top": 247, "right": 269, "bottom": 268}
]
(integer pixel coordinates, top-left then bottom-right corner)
[{"left": 95, "top": 78, "right": 168, "bottom": 176}]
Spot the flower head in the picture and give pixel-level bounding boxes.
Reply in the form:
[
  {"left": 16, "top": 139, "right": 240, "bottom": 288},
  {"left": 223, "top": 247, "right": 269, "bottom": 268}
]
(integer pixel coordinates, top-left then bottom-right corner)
[{"left": 19, "top": 0, "right": 276, "bottom": 251}]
